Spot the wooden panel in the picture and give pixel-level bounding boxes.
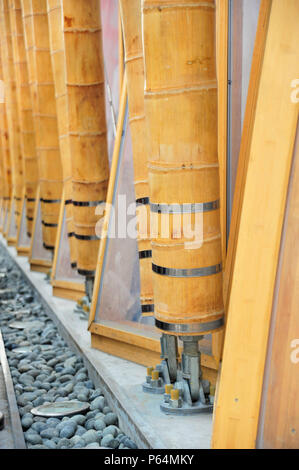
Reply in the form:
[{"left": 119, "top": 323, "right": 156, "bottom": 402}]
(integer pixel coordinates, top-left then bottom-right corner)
[
  {"left": 224, "top": 0, "right": 272, "bottom": 306},
  {"left": 257, "top": 123, "right": 299, "bottom": 448},
  {"left": 212, "top": 0, "right": 299, "bottom": 449}
]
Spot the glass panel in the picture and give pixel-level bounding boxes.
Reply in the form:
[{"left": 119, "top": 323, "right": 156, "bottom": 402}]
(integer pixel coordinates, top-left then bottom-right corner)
[
  {"left": 17, "top": 199, "right": 31, "bottom": 248},
  {"left": 31, "top": 198, "right": 52, "bottom": 262},
  {"left": 54, "top": 208, "right": 83, "bottom": 283},
  {"left": 94, "top": 118, "right": 157, "bottom": 335}
]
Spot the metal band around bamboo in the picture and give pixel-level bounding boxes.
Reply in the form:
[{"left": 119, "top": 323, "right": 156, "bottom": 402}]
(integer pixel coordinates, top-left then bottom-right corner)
[
  {"left": 155, "top": 318, "right": 224, "bottom": 334},
  {"left": 139, "top": 250, "right": 152, "bottom": 259},
  {"left": 65, "top": 199, "right": 72, "bottom": 205},
  {"left": 152, "top": 263, "right": 222, "bottom": 278},
  {"left": 72, "top": 200, "right": 105, "bottom": 207},
  {"left": 142, "top": 304, "right": 154, "bottom": 313},
  {"left": 40, "top": 198, "right": 61, "bottom": 204},
  {"left": 77, "top": 268, "right": 95, "bottom": 277},
  {"left": 74, "top": 234, "right": 99, "bottom": 241},
  {"left": 150, "top": 200, "right": 220, "bottom": 214},
  {"left": 136, "top": 197, "right": 150, "bottom": 206},
  {"left": 42, "top": 221, "right": 58, "bottom": 228}
]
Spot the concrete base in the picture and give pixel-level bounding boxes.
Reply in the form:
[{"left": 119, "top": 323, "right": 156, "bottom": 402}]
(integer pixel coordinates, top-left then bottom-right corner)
[{"left": 0, "top": 235, "right": 213, "bottom": 449}]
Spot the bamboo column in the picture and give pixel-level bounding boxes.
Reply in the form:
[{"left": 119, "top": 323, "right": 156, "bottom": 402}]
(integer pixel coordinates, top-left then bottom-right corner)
[
  {"left": 21, "top": 0, "right": 63, "bottom": 252},
  {"left": 119, "top": 0, "right": 153, "bottom": 317},
  {"left": 0, "top": 51, "right": 12, "bottom": 222},
  {"left": 0, "top": 0, "right": 24, "bottom": 232},
  {"left": 9, "top": 0, "right": 38, "bottom": 238},
  {"left": 142, "top": 0, "right": 224, "bottom": 336},
  {"left": 62, "top": 0, "right": 109, "bottom": 279},
  {"left": 47, "top": 0, "right": 76, "bottom": 269}
]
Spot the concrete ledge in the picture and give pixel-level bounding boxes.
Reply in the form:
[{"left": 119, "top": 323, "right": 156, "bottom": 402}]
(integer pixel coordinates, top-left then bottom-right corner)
[{"left": 0, "top": 235, "right": 213, "bottom": 449}]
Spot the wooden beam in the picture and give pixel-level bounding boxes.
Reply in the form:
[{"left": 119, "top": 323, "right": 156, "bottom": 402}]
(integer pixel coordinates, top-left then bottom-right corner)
[
  {"left": 257, "top": 123, "right": 299, "bottom": 448},
  {"left": 223, "top": 0, "right": 272, "bottom": 308},
  {"left": 212, "top": 0, "right": 299, "bottom": 449}
]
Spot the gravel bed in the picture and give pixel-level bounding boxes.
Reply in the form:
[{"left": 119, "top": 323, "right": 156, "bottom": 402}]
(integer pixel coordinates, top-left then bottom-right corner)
[{"left": 0, "top": 246, "right": 138, "bottom": 450}]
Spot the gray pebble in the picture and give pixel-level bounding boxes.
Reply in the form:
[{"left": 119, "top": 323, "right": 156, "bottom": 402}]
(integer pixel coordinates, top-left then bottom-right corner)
[
  {"left": 25, "top": 433, "right": 43, "bottom": 445},
  {"left": 85, "top": 418, "right": 95, "bottom": 430},
  {"left": 43, "top": 439, "right": 57, "bottom": 449},
  {"left": 82, "top": 430, "right": 99, "bottom": 445},
  {"left": 101, "top": 434, "right": 119, "bottom": 449},
  {"left": 94, "top": 419, "right": 106, "bottom": 432},
  {"left": 102, "top": 425, "right": 118, "bottom": 438},
  {"left": 90, "top": 396, "right": 105, "bottom": 411},
  {"left": 40, "top": 428, "right": 59, "bottom": 439},
  {"left": 60, "top": 421, "right": 77, "bottom": 439},
  {"left": 21, "top": 415, "right": 33, "bottom": 429},
  {"left": 104, "top": 412, "right": 118, "bottom": 426},
  {"left": 71, "top": 414, "right": 86, "bottom": 426}
]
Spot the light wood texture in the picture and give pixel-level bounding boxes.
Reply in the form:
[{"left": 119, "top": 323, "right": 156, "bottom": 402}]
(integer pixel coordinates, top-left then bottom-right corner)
[
  {"left": 257, "top": 123, "right": 299, "bottom": 449},
  {"left": 142, "top": 0, "right": 224, "bottom": 334},
  {"left": 223, "top": 0, "right": 272, "bottom": 310},
  {"left": 0, "top": 0, "right": 24, "bottom": 230},
  {"left": 62, "top": 0, "right": 109, "bottom": 276},
  {"left": 21, "top": 0, "right": 63, "bottom": 251},
  {"left": 212, "top": 0, "right": 299, "bottom": 449},
  {"left": 88, "top": 74, "right": 127, "bottom": 329},
  {"left": 9, "top": 0, "right": 38, "bottom": 239},
  {"left": 47, "top": 0, "right": 76, "bottom": 267},
  {"left": 119, "top": 0, "right": 153, "bottom": 316}
]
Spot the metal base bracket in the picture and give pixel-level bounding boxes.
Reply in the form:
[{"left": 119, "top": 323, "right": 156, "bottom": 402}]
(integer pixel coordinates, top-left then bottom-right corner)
[{"left": 160, "top": 399, "right": 213, "bottom": 416}]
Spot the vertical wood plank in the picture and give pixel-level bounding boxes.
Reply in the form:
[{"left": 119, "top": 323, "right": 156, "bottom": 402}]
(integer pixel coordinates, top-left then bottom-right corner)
[{"left": 212, "top": 0, "right": 299, "bottom": 449}]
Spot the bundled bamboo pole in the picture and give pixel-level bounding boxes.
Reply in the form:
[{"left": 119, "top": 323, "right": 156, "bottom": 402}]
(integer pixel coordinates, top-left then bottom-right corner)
[
  {"left": 62, "top": 0, "right": 109, "bottom": 278},
  {"left": 119, "top": 0, "right": 153, "bottom": 317},
  {"left": 0, "top": 0, "right": 24, "bottom": 231},
  {"left": 47, "top": 0, "right": 76, "bottom": 268},
  {"left": 142, "top": 0, "right": 224, "bottom": 336},
  {"left": 21, "top": 0, "right": 63, "bottom": 251},
  {"left": 0, "top": 74, "right": 12, "bottom": 225},
  {"left": 9, "top": 0, "right": 38, "bottom": 237}
]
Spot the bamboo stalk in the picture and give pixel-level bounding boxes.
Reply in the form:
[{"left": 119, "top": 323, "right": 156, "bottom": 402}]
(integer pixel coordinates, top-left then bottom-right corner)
[
  {"left": 142, "top": 0, "right": 224, "bottom": 335},
  {"left": 9, "top": 0, "right": 38, "bottom": 238},
  {"left": 47, "top": 0, "right": 76, "bottom": 268},
  {"left": 21, "top": 0, "right": 63, "bottom": 252},
  {"left": 0, "top": 50, "right": 12, "bottom": 215},
  {"left": 0, "top": 0, "right": 24, "bottom": 231},
  {"left": 119, "top": 0, "right": 153, "bottom": 317},
  {"left": 62, "top": 0, "right": 109, "bottom": 277}
]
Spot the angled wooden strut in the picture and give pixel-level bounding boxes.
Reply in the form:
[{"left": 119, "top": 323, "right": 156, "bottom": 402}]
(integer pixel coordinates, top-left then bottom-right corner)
[{"left": 212, "top": 0, "right": 299, "bottom": 449}]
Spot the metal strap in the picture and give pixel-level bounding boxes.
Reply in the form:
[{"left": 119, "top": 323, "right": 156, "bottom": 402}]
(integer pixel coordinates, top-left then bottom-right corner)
[
  {"left": 150, "top": 200, "right": 220, "bottom": 214},
  {"left": 74, "top": 234, "right": 99, "bottom": 241},
  {"left": 43, "top": 242, "right": 54, "bottom": 251},
  {"left": 72, "top": 200, "right": 105, "bottom": 207},
  {"left": 42, "top": 221, "right": 58, "bottom": 228},
  {"left": 152, "top": 262, "right": 222, "bottom": 278},
  {"left": 40, "top": 198, "right": 61, "bottom": 204},
  {"left": 78, "top": 268, "right": 95, "bottom": 277},
  {"left": 139, "top": 250, "right": 152, "bottom": 259},
  {"left": 67, "top": 232, "right": 75, "bottom": 238},
  {"left": 26, "top": 197, "right": 36, "bottom": 202},
  {"left": 65, "top": 199, "right": 72, "bottom": 205},
  {"left": 155, "top": 317, "right": 224, "bottom": 334},
  {"left": 26, "top": 216, "right": 34, "bottom": 221},
  {"left": 136, "top": 197, "right": 150, "bottom": 206},
  {"left": 71, "top": 262, "right": 77, "bottom": 269},
  {"left": 142, "top": 304, "right": 154, "bottom": 313},
  {"left": 14, "top": 197, "right": 22, "bottom": 201}
]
